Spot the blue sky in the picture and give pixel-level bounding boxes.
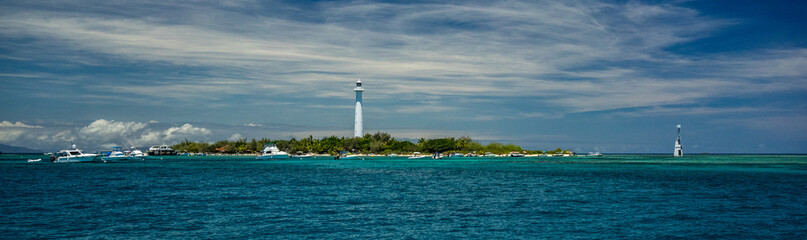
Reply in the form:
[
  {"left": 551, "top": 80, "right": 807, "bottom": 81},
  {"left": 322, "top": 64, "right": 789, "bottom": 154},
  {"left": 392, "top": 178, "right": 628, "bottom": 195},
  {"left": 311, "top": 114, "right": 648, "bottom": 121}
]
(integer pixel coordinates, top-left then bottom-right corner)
[{"left": 1, "top": 0, "right": 805, "bottom": 153}]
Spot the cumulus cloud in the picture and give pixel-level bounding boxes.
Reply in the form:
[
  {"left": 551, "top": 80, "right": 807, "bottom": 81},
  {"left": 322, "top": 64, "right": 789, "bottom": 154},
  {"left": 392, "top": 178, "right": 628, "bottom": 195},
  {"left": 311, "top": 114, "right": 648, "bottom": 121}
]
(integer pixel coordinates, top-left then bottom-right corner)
[
  {"left": 228, "top": 133, "right": 243, "bottom": 141},
  {"left": 163, "top": 123, "right": 212, "bottom": 141},
  {"left": 133, "top": 123, "right": 212, "bottom": 145},
  {"left": 51, "top": 130, "right": 76, "bottom": 143},
  {"left": 12, "top": 119, "right": 215, "bottom": 150},
  {"left": 79, "top": 119, "right": 148, "bottom": 142},
  {"left": 0, "top": 129, "right": 25, "bottom": 142}
]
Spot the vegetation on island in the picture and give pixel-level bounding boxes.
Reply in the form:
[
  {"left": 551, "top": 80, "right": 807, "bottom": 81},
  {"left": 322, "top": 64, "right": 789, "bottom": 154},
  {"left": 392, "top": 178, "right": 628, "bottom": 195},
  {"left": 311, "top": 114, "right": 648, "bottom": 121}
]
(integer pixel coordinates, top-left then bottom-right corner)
[{"left": 171, "top": 132, "right": 570, "bottom": 155}]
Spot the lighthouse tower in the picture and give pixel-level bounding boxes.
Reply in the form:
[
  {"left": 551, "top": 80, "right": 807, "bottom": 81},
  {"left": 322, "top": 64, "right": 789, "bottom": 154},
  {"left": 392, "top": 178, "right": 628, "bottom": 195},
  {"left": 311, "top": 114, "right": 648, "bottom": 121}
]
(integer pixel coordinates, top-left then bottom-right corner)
[
  {"left": 354, "top": 79, "right": 364, "bottom": 137},
  {"left": 674, "top": 124, "right": 683, "bottom": 157}
]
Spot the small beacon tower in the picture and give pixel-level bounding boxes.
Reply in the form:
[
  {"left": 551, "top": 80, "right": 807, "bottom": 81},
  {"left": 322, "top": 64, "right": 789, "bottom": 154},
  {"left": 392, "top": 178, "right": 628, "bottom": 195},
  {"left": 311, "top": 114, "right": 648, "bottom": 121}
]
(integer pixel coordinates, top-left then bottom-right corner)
[
  {"left": 674, "top": 124, "right": 683, "bottom": 157},
  {"left": 354, "top": 79, "right": 364, "bottom": 137}
]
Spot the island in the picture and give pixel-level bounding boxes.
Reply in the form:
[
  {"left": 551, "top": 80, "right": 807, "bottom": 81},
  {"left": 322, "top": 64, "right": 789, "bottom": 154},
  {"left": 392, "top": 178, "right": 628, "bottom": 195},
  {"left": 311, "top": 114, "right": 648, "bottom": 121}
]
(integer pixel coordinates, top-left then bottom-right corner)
[{"left": 170, "top": 132, "right": 572, "bottom": 156}]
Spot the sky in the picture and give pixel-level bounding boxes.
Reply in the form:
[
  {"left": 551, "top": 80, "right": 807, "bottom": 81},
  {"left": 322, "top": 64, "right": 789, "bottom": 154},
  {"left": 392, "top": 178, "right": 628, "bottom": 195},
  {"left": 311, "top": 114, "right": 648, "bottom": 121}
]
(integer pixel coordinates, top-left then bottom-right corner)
[{"left": 1, "top": 0, "right": 806, "bottom": 153}]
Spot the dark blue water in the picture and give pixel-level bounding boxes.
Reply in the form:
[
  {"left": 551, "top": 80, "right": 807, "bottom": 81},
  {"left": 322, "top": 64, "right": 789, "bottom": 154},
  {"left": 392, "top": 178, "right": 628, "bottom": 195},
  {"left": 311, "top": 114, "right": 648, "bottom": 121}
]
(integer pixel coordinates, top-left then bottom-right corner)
[{"left": 2, "top": 154, "right": 806, "bottom": 238}]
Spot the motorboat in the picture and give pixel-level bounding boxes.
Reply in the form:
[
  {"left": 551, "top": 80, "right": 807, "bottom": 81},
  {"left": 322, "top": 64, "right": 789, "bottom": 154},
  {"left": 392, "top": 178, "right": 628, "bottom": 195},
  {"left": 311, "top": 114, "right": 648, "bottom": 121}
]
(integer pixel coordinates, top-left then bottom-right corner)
[
  {"left": 432, "top": 152, "right": 443, "bottom": 159},
  {"left": 340, "top": 152, "right": 365, "bottom": 159},
  {"left": 101, "top": 146, "right": 146, "bottom": 162},
  {"left": 508, "top": 152, "right": 525, "bottom": 157},
  {"left": 586, "top": 152, "right": 602, "bottom": 157},
  {"left": 51, "top": 144, "right": 98, "bottom": 163},
  {"left": 292, "top": 151, "right": 313, "bottom": 158},
  {"left": 257, "top": 143, "right": 289, "bottom": 159},
  {"left": 408, "top": 152, "right": 428, "bottom": 159},
  {"left": 148, "top": 144, "right": 176, "bottom": 155}
]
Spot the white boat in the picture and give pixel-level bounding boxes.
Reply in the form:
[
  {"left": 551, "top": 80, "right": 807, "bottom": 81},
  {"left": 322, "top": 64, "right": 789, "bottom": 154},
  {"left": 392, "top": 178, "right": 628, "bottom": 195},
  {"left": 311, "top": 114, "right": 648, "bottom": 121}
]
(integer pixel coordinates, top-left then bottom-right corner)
[
  {"left": 257, "top": 143, "right": 289, "bottom": 159},
  {"left": 586, "top": 152, "right": 602, "bottom": 157},
  {"left": 408, "top": 152, "right": 428, "bottom": 159},
  {"left": 508, "top": 152, "right": 525, "bottom": 157},
  {"left": 432, "top": 152, "right": 443, "bottom": 159},
  {"left": 27, "top": 159, "right": 42, "bottom": 163},
  {"left": 291, "top": 151, "right": 313, "bottom": 158},
  {"left": 102, "top": 146, "right": 146, "bottom": 162},
  {"left": 51, "top": 144, "right": 98, "bottom": 163},
  {"left": 291, "top": 151, "right": 314, "bottom": 158},
  {"left": 148, "top": 144, "right": 176, "bottom": 155}
]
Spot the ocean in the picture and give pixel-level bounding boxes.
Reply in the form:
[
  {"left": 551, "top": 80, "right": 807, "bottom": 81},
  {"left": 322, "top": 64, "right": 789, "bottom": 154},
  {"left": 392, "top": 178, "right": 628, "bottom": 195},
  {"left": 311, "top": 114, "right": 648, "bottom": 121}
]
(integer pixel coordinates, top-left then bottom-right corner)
[{"left": 2, "top": 154, "right": 806, "bottom": 239}]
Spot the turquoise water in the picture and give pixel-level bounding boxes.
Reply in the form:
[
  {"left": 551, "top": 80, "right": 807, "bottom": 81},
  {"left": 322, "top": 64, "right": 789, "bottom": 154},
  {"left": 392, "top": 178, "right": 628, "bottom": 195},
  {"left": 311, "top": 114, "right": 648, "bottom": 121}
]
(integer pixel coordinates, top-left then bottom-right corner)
[{"left": 2, "top": 154, "right": 806, "bottom": 238}]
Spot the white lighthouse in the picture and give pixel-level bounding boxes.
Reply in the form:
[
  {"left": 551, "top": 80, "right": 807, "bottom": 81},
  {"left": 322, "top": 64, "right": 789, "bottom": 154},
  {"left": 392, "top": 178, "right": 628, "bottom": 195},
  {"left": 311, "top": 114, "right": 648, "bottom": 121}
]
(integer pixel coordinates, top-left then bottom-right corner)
[
  {"left": 674, "top": 124, "right": 683, "bottom": 157},
  {"left": 354, "top": 79, "right": 364, "bottom": 137}
]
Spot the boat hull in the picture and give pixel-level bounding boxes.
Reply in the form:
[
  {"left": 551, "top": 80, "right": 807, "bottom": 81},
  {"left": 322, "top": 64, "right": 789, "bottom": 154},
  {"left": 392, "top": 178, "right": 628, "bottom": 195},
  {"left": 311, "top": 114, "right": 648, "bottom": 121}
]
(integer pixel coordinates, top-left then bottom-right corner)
[
  {"left": 53, "top": 156, "right": 97, "bottom": 163},
  {"left": 257, "top": 154, "right": 290, "bottom": 160},
  {"left": 102, "top": 156, "right": 146, "bottom": 162}
]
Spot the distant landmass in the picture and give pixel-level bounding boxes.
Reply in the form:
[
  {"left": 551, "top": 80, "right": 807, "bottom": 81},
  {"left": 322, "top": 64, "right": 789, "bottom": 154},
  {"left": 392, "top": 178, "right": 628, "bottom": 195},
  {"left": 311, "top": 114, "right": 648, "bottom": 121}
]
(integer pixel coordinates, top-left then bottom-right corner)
[{"left": 0, "top": 144, "right": 42, "bottom": 153}]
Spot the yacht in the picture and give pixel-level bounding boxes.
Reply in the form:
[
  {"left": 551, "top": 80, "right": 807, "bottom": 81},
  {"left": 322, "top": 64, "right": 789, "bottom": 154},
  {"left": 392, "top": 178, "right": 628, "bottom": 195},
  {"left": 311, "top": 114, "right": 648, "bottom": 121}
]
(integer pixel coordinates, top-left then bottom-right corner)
[
  {"left": 257, "top": 143, "right": 290, "bottom": 159},
  {"left": 102, "top": 146, "right": 146, "bottom": 162},
  {"left": 148, "top": 144, "right": 176, "bottom": 155},
  {"left": 51, "top": 144, "right": 98, "bottom": 163}
]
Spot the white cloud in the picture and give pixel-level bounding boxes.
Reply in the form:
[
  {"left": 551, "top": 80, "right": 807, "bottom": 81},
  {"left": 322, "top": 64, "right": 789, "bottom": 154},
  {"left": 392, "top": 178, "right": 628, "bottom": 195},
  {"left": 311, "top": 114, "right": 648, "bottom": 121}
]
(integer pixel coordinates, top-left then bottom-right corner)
[
  {"left": 395, "top": 104, "right": 457, "bottom": 114},
  {"left": 50, "top": 130, "right": 76, "bottom": 143},
  {"left": 23, "top": 120, "right": 215, "bottom": 150},
  {"left": 0, "top": 0, "right": 805, "bottom": 153},
  {"left": 162, "top": 123, "right": 213, "bottom": 141},
  {"left": 0, "top": 0, "right": 763, "bottom": 114},
  {"left": 0, "top": 129, "right": 25, "bottom": 143},
  {"left": 0, "top": 121, "right": 43, "bottom": 128},
  {"left": 134, "top": 123, "right": 212, "bottom": 146},
  {"left": 136, "top": 131, "right": 162, "bottom": 145},
  {"left": 609, "top": 106, "right": 761, "bottom": 117},
  {"left": 79, "top": 119, "right": 148, "bottom": 142},
  {"left": 228, "top": 133, "right": 243, "bottom": 141}
]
